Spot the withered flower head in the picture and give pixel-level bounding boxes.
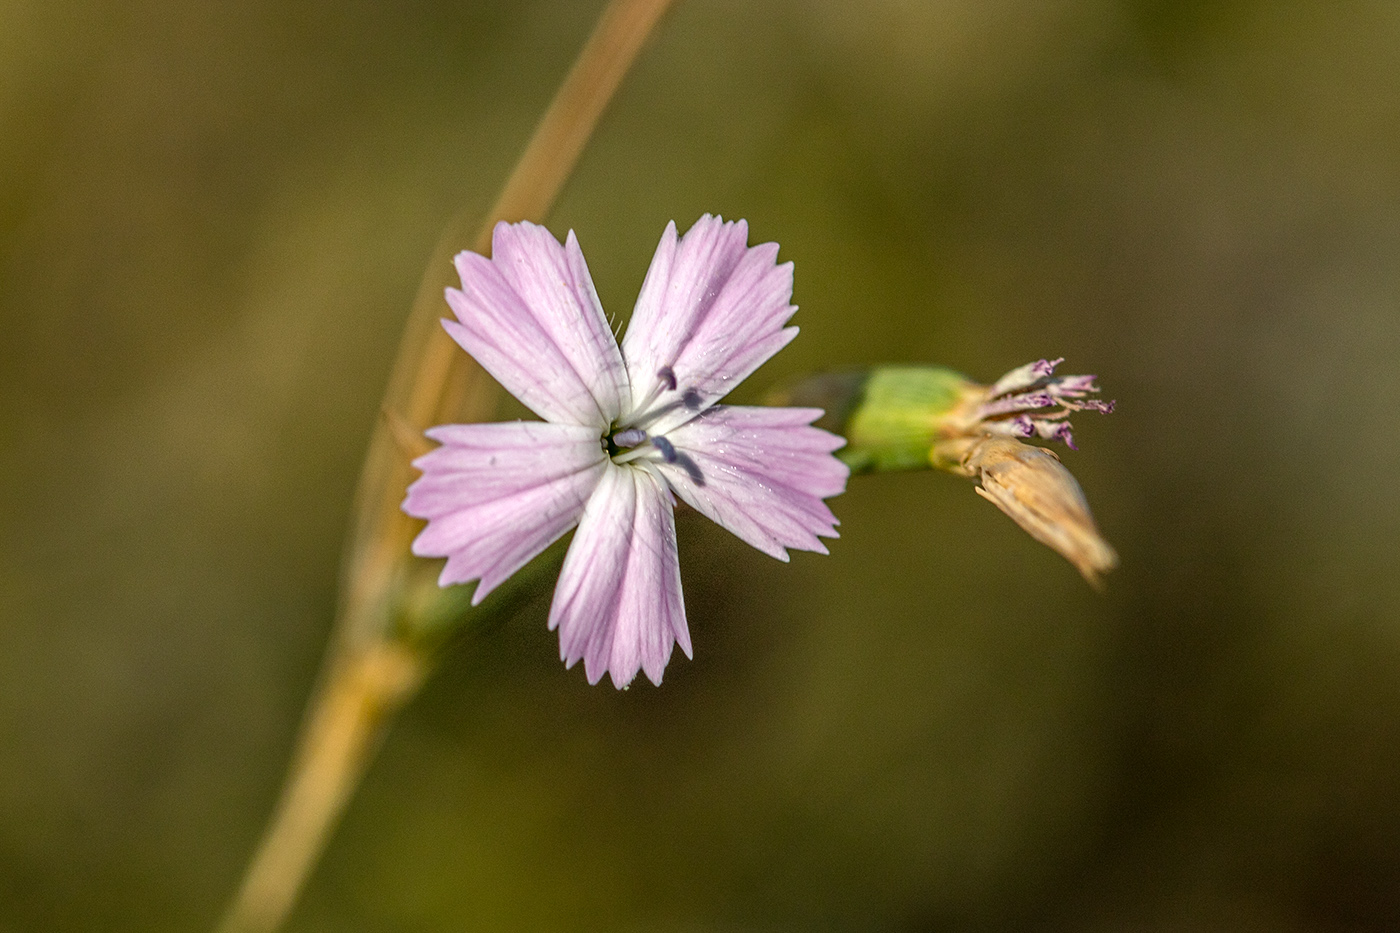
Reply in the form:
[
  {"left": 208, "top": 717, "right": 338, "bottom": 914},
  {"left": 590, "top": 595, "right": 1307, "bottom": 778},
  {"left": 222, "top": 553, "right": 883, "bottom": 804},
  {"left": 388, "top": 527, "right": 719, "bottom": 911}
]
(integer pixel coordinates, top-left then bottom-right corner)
[
  {"left": 931, "top": 357, "right": 1115, "bottom": 468},
  {"left": 772, "top": 357, "right": 1119, "bottom": 588},
  {"left": 932, "top": 358, "right": 1117, "bottom": 587}
]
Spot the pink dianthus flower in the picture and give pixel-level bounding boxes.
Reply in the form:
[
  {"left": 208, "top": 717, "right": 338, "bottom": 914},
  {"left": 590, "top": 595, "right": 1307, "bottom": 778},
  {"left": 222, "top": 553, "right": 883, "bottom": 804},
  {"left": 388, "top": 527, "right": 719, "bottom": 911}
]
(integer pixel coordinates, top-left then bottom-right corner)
[{"left": 403, "top": 216, "right": 848, "bottom": 687}]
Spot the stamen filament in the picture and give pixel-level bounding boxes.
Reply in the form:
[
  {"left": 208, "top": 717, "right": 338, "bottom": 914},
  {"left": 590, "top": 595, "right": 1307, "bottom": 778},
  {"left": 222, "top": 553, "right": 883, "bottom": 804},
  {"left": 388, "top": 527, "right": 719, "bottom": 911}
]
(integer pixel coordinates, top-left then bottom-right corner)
[
  {"left": 609, "top": 434, "right": 680, "bottom": 466},
  {"left": 618, "top": 397, "right": 684, "bottom": 432},
  {"left": 611, "top": 446, "right": 654, "bottom": 465},
  {"left": 617, "top": 366, "right": 681, "bottom": 429}
]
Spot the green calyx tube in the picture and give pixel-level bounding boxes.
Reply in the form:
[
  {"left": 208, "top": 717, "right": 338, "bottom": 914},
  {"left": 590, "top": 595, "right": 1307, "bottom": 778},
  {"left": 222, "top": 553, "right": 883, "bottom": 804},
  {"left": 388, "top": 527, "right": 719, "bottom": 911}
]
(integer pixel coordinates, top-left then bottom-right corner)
[{"left": 771, "top": 366, "right": 977, "bottom": 474}]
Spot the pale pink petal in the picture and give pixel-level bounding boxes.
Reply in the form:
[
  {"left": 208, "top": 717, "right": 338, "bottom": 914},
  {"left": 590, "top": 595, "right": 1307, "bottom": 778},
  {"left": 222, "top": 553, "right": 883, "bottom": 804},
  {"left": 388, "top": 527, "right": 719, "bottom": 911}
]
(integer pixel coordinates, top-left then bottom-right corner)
[
  {"left": 619, "top": 216, "right": 797, "bottom": 435},
  {"left": 549, "top": 465, "right": 689, "bottom": 688},
  {"left": 404, "top": 421, "right": 606, "bottom": 602},
  {"left": 658, "top": 405, "right": 848, "bottom": 560},
  {"left": 444, "top": 222, "right": 627, "bottom": 427}
]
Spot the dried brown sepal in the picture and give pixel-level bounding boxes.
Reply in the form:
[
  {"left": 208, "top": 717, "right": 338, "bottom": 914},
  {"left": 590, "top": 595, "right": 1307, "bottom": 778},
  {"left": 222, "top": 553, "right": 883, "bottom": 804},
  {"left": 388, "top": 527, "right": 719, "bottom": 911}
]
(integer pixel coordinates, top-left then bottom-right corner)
[{"left": 958, "top": 436, "right": 1119, "bottom": 589}]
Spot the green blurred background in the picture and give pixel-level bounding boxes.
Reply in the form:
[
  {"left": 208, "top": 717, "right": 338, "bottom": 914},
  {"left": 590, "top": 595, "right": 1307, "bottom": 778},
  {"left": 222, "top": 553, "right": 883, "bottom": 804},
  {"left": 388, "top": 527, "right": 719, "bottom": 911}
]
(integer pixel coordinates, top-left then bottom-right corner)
[{"left": 4, "top": 0, "right": 1399, "bottom": 929}]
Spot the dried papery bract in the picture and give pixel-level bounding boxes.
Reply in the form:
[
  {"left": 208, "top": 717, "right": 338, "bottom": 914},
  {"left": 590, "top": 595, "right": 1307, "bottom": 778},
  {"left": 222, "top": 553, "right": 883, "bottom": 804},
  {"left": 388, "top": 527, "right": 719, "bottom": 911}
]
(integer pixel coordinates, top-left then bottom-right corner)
[{"left": 962, "top": 437, "right": 1118, "bottom": 589}]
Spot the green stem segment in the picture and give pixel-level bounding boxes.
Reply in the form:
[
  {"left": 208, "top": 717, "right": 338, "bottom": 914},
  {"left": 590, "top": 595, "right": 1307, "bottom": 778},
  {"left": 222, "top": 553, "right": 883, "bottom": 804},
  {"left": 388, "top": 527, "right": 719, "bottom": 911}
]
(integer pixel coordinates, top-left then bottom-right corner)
[{"left": 772, "top": 365, "right": 976, "bottom": 473}]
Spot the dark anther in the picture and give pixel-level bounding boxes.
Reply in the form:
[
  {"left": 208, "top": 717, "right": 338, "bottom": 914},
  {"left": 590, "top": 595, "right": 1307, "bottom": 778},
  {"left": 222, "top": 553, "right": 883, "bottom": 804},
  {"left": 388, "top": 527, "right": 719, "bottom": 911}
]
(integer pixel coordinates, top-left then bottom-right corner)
[
  {"left": 651, "top": 436, "right": 679, "bottom": 463},
  {"left": 672, "top": 451, "right": 705, "bottom": 486},
  {"left": 682, "top": 389, "right": 702, "bottom": 410},
  {"left": 613, "top": 428, "right": 647, "bottom": 448},
  {"left": 657, "top": 366, "right": 677, "bottom": 391}
]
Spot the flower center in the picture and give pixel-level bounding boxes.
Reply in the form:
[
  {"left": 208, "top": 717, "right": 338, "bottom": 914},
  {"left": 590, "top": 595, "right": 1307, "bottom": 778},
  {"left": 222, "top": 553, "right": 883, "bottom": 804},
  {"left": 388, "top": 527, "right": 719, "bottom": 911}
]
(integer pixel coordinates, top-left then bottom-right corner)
[
  {"left": 613, "top": 365, "right": 705, "bottom": 434},
  {"left": 606, "top": 426, "right": 678, "bottom": 465}
]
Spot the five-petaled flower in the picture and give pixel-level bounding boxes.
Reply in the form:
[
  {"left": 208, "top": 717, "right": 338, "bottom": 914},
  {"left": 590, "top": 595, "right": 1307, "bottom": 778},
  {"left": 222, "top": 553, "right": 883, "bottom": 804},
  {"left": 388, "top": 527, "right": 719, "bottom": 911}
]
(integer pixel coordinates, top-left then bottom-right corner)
[{"left": 403, "top": 216, "right": 849, "bottom": 688}]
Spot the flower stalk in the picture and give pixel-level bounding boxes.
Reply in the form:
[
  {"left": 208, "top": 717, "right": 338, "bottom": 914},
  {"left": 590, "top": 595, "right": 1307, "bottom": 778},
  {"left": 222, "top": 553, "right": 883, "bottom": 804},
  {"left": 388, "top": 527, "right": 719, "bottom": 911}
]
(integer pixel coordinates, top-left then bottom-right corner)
[{"left": 215, "top": 2, "right": 675, "bottom": 930}]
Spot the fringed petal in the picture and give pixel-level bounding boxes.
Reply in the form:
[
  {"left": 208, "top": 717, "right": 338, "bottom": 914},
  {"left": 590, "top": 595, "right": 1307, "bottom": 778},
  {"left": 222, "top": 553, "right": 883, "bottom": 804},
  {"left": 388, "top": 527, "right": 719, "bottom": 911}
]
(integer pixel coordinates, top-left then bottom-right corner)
[
  {"left": 619, "top": 216, "right": 797, "bottom": 435},
  {"left": 659, "top": 405, "right": 848, "bottom": 560},
  {"left": 549, "top": 466, "right": 689, "bottom": 688},
  {"left": 404, "top": 421, "right": 605, "bottom": 602},
  {"left": 445, "top": 222, "right": 628, "bottom": 427}
]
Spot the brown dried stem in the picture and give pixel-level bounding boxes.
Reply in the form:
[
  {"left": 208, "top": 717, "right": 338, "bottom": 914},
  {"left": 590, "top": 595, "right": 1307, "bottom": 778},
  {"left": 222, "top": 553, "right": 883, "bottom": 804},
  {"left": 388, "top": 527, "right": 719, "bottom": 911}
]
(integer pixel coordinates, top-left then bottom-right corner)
[{"left": 215, "top": 2, "right": 675, "bottom": 931}]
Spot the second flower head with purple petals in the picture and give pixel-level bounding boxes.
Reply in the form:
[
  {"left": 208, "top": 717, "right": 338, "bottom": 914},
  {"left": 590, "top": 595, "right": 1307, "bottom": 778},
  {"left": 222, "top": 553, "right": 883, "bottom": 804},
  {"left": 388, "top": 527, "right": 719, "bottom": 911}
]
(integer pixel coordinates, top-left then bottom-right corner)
[{"left": 403, "top": 215, "right": 849, "bottom": 688}]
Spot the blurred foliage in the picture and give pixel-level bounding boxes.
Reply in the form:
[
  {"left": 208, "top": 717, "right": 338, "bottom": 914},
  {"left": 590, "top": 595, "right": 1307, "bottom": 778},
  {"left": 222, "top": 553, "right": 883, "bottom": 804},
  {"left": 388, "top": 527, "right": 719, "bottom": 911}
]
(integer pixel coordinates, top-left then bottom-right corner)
[{"left": 4, "top": 0, "right": 1400, "bottom": 930}]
